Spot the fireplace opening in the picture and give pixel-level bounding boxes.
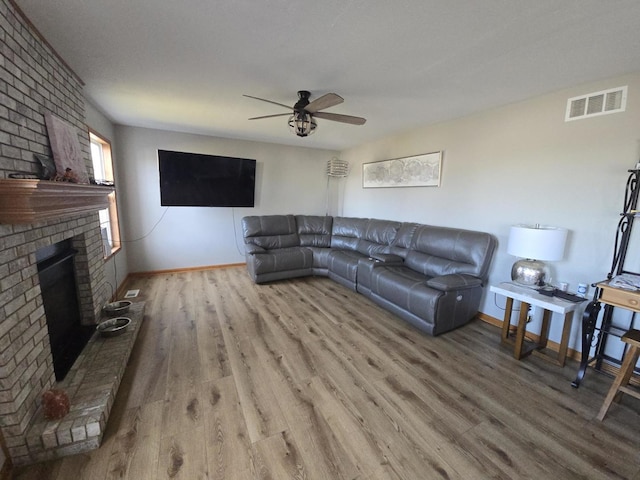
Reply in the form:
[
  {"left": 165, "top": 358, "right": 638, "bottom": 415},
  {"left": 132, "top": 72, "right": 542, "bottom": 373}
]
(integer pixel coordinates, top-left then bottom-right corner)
[{"left": 37, "top": 240, "right": 94, "bottom": 381}]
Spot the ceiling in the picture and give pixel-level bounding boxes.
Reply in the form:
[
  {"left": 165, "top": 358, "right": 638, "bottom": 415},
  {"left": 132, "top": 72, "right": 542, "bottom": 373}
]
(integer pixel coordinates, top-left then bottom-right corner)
[{"left": 14, "top": 0, "right": 640, "bottom": 151}]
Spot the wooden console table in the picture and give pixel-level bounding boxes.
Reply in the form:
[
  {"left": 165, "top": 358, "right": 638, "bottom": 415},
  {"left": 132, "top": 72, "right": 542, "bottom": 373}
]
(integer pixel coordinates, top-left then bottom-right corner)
[
  {"left": 573, "top": 280, "right": 640, "bottom": 387},
  {"left": 490, "top": 282, "right": 586, "bottom": 367}
]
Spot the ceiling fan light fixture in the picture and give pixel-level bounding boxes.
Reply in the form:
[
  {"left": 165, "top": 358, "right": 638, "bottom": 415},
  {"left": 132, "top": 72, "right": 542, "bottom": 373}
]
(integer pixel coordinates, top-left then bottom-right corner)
[
  {"left": 288, "top": 112, "right": 317, "bottom": 137},
  {"left": 246, "top": 90, "right": 364, "bottom": 136}
]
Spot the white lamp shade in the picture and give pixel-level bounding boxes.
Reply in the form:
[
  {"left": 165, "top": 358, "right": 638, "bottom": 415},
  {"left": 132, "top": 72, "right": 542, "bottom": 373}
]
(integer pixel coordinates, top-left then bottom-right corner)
[{"left": 507, "top": 224, "right": 567, "bottom": 261}]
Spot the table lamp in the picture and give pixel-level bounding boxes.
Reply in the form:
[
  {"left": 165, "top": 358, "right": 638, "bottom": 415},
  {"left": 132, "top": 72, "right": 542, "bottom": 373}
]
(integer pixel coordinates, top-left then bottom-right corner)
[{"left": 507, "top": 224, "right": 568, "bottom": 286}]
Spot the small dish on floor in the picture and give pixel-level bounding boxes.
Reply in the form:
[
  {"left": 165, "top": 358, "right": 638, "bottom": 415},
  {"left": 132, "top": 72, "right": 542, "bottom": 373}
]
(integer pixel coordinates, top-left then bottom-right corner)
[
  {"left": 102, "top": 300, "right": 132, "bottom": 317},
  {"left": 96, "top": 317, "right": 131, "bottom": 337}
]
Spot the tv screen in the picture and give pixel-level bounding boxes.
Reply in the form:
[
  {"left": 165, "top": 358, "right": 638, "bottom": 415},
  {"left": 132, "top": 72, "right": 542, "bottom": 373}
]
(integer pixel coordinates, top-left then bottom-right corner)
[{"left": 158, "top": 150, "right": 256, "bottom": 207}]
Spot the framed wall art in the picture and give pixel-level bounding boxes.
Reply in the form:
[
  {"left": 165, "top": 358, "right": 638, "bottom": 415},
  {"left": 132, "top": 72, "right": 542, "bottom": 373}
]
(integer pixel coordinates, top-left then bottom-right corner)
[
  {"left": 44, "top": 112, "right": 89, "bottom": 183},
  {"left": 362, "top": 151, "right": 442, "bottom": 188}
]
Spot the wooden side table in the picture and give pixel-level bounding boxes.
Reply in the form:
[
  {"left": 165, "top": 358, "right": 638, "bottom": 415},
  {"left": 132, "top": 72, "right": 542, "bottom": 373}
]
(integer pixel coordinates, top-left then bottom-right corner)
[
  {"left": 597, "top": 281, "right": 640, "bottom": 312},
  {"left": 490, "top": 282, "right": 587, "bottom": 367},
  {"left": 573, "top": 280, "right": 640, "bottom": 387}
]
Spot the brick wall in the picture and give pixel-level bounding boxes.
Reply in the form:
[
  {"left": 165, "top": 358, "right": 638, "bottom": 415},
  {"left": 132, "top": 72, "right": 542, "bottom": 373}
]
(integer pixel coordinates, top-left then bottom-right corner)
[{"left": 0, "top": 0, "right": 110, "bottom": 465}]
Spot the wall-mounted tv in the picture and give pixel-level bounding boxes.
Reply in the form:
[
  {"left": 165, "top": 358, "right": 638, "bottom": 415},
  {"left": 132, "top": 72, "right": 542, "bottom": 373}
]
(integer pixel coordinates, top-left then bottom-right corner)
[{"left": 158, "top": 150, "right": 256, "bottom": 207}]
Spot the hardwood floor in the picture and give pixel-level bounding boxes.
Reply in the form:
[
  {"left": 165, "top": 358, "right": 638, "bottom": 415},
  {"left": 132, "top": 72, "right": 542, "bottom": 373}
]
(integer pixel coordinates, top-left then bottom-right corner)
[{"left": 15, "top": 266, "right": 640, "bottom": 479}]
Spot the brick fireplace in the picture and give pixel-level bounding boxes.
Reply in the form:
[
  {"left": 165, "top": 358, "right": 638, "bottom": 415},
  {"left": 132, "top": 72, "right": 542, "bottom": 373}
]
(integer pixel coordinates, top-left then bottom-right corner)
[
  {"left": 0, "top": 0, "right": 112, "bottom": 466},
  {"left": 0, "top": 214, "right": 109, "bottom": 465}
]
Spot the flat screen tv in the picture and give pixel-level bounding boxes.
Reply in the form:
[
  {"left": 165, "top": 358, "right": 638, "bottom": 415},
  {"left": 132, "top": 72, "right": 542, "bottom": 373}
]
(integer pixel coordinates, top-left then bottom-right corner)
[{"left": 158, "top": 150, "right": 256, "bottom": 207}]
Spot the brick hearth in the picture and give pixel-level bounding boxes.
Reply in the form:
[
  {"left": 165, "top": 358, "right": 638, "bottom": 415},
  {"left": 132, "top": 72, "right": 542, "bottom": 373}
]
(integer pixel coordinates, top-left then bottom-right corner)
[{"left": 25, "top": 302, "right": 144, "bottom": 463}]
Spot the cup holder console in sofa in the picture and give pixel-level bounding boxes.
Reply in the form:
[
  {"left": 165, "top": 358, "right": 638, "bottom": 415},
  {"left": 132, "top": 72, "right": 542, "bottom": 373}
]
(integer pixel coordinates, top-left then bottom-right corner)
[{"left": 242, "top": 215, "right": 497, "bottom": 336}]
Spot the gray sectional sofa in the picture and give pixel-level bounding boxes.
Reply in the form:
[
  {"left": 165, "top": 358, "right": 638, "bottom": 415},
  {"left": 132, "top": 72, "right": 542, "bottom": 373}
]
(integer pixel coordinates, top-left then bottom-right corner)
[{"left": 242, "top": 215, "right": 497, "bottom": 336}]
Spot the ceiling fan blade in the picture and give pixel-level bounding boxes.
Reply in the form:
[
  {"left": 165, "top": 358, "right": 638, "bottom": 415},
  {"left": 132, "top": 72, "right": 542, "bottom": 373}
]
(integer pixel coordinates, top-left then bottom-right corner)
[
  {"left": 313, "top": 111, "right": 366, "bottom": 125},
  {"left": 243, "top": 94, "right": 292, "bottom": 111},
  {"left": 248, "top": 113, "right": 292, "bottom": 120},
  {"left": 305, "top": 93, "right": 344, "bottom": 113}
]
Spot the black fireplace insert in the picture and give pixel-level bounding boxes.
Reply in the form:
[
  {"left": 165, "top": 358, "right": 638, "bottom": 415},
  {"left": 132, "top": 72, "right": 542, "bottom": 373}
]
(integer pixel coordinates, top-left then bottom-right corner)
[{"left": 37, "top": 240, "right": 94, "bottom": 381}]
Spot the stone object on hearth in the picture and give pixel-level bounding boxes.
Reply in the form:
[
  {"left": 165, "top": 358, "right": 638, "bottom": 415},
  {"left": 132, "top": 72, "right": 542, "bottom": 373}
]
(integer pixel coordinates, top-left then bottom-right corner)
[{"left": 42, "top": 389, "right": 70, "bottom": 420}]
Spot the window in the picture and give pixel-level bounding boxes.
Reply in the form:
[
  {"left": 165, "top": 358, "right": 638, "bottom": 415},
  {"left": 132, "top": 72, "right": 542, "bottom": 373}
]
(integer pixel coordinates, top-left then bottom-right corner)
[{"left": 89, "top": 130, "right": 121, "bottom": 258}]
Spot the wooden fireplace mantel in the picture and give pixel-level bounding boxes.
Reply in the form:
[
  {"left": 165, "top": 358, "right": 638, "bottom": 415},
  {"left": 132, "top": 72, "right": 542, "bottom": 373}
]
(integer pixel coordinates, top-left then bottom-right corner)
[{"left": 0, "top": 179, "right": 114, "bottom": 224}]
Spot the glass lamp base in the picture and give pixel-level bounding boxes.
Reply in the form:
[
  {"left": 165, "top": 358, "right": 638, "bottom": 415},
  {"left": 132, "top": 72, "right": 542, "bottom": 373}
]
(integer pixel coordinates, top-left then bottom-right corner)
[{"left": 511, "top": 259, "right": 548, "bottom": 286}]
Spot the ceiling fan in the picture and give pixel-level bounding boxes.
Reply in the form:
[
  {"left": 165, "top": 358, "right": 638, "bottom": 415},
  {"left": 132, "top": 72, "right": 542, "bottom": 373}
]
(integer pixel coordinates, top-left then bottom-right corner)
[{"left": 244, "top": 90, "right": 366, "bottom": 137}]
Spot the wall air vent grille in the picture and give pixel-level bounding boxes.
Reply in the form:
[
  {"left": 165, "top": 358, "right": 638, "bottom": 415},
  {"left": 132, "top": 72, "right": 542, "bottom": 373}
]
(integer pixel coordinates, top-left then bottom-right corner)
[{"left": 565, "top": 86, "right": 627, "bottom": 121}]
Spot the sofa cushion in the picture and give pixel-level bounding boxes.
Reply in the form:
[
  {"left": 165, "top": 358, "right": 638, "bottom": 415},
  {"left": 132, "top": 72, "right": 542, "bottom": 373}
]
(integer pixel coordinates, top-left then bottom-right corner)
[
  {"left": 306, "top": 246, "right": 332, "bottom": 269},
  {"left": 331, "top": 217, "right": 369, "bottom": 250},
  {"left": 296, "top": 215, "right": 333, "bottom": 248},
  {"left": 389, "top": 222, "right": 420, "bottom": 258},
  {"left": 370, "top": 265, "right": 441, "bottom": 322},
  {"left": 242, "top": 215, "right": 300, "bottom": 249},
  {"left": 356, "top": 219, "right": 401, "bottom": 256},
  {"left": 249, "top": 247, "right": 313, "bottom": 275},
  {"left": 245, "top": 244, "right": 266, "bottom": 255},
  {"left": 327, "top": 249, "right": 366, "bottom": 283},
  {"left": 405, "top": 225, "right": 496, "bottom": 280}
]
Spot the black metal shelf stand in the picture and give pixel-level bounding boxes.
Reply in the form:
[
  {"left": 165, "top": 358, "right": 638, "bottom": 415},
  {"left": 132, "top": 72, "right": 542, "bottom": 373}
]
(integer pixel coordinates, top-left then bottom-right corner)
[{"left": 572, "top": 168, "right": 640, "bottom": 388}]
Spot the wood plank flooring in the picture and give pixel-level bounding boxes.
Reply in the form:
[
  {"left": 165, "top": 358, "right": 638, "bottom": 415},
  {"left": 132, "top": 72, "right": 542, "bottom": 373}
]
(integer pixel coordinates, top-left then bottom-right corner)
[{"left": 14, "top": 266, "right": 640, "bottom": 479}]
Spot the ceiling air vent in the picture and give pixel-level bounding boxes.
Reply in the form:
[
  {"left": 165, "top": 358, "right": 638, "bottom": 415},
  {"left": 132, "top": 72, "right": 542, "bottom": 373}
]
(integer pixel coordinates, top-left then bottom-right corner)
[{"left": 565, "top": 86, "right": 627, "bottom": 121}]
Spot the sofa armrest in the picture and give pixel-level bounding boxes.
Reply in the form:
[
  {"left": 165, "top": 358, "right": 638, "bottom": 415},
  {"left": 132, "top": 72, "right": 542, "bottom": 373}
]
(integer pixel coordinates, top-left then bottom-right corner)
[
  {"left": 426, "top": 274, "right": 482, "bottom": 292},
  {"left": 369, "top": 253, "right": 403, "bottom": 264},
  {"left": 245, "top": 244, "right": 266, "bottom": 255}
]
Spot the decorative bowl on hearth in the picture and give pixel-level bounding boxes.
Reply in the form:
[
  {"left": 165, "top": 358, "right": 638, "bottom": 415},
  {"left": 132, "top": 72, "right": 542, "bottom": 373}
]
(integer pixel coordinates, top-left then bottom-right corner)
[
  {"left": 102, "top": 300, "right": 132, "bottom": 317},
  {"left": 96, "top": 317, "right": 131, "bottom": 337}
]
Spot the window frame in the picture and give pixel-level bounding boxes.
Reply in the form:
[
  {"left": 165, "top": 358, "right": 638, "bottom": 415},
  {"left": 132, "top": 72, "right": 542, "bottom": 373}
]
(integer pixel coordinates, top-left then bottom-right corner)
[{"left": 88, "top": 128, "right": 121, "bottom": 259}]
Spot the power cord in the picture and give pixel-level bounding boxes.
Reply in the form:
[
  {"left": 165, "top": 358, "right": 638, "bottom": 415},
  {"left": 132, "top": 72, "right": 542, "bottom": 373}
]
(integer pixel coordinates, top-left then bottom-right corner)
[
  {"left": 104, "top": 207, "right": 169, "bottom": 301},
  {"left": 115, "top": 207, "right": 171, "bottom": 244},
  {"left": 231, "top": 208, "right": 246, "bottom": 258},
  {"left": 493, "top": 292, "right": 521, "bottom": 312}
]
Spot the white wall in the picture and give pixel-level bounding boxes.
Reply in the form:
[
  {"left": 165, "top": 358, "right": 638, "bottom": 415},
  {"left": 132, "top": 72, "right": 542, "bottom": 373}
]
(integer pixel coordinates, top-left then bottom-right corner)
[
  {"left": 114, "top": 126, "right": 337, "bottom": 272},
  {"left": 338, "top": 72, "right": 640, "bottom": 350},
  {"left": 84, "top": 101, "right": 130, "bottom": 298}
]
